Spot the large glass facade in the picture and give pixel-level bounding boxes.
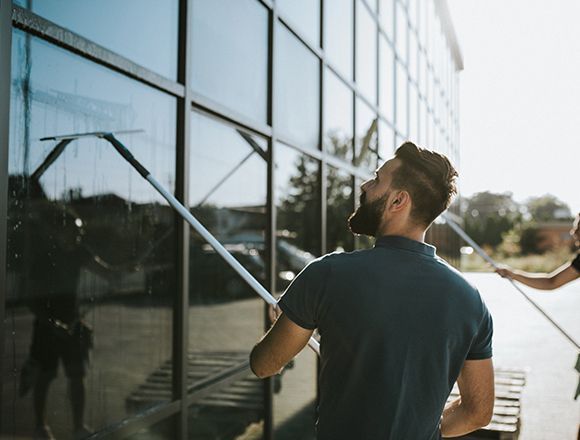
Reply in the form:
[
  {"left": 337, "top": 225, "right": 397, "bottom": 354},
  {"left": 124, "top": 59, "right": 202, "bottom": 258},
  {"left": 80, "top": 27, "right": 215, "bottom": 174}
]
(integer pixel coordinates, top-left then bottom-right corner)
[{"left": 1, "top": 0, "right": 463, "bottom": 438}]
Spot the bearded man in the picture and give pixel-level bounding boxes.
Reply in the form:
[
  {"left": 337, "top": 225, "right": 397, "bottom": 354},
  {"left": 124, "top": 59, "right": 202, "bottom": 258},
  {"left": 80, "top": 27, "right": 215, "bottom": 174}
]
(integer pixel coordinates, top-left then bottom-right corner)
[{"left": 250, "top": 142, "right": 495, "bottom": 439}]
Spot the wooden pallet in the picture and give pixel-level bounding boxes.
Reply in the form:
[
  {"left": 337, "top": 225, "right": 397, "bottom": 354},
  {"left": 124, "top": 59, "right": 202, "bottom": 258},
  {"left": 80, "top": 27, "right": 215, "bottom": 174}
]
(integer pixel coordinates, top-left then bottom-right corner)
[{"left": 450, "top": 367, "right": 526, "bottom": 440}]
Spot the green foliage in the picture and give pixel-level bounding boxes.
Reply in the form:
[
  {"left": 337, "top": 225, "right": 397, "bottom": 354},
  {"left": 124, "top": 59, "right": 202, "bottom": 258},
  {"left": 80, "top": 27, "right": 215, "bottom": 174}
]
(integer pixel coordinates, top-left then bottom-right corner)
[{"left": 526, "top": 194, "right": 573, "bottom": 222}]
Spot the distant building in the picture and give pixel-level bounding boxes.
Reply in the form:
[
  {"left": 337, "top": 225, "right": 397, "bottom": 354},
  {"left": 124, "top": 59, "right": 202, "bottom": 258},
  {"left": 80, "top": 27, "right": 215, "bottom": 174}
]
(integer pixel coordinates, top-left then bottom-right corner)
[
  {"left": 0, "top": 1, "right": 463, "bottom": 438},
  {"left": 534, "top": 222, "right": 575, "bottom": 252}
]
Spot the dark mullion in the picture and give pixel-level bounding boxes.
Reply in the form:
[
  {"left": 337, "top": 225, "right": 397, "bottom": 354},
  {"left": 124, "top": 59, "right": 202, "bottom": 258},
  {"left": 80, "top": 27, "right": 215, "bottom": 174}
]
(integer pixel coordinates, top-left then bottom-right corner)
[
  {"left": 11, "top": 5, "right": 185, "bottom": 98},
  {"left": 0, "top": 0, "right": 12, "bottom": 431},
  {"left": 174, "top": 0, "right": 192, "bottom": 438}
]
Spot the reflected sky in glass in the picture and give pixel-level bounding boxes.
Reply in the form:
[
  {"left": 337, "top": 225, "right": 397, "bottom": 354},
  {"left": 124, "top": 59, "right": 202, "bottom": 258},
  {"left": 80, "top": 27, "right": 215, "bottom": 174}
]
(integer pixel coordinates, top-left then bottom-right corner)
[
  {"left": 379, "top": 36, "right": 395, "bottom": 123},
  {"left": 15, "top": 0, "right": 178, "bottom": 79},
  {"left": 396, "top": 61, "right": 408, "bottom": 136},
  {"left": 277, "top": 0, "right": 320, "bottom": 46},
  {"left": 380, "top": 0, "right": 394, "bottom": 40},
  {"left": 324, "top": 0, "right": 353, "bottom": 80},
  {"left": 192, "top": 0, "right": 268, "bottom": 124},
  {"left": 379, "top": 119, "right": 395, "bottom": 159},
  {"left": 275, "top": 24, "right": 320, "bottom": 150},
  {"left": 355, "top": 98, "right": 378, "bottom": 169},
  {"left": 396, "top": 2, "right": 408, "bottom": 65},
  {"left": 324, "top": 68, "right": 353, "bottom": 160},
  {"left": 356, "top": 3, "right": 378, "bottom": 103}
]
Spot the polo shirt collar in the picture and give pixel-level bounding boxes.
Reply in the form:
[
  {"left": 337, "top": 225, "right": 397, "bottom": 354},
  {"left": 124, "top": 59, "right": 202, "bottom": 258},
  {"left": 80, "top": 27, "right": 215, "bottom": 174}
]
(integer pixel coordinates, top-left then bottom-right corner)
[{"left": 375, "top": 235, "right": 436, "bottom": 257}]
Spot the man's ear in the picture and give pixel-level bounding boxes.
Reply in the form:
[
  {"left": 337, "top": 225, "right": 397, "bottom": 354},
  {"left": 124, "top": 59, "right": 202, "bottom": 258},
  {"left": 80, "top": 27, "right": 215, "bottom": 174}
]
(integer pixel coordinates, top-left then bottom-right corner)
[{"left": 389, "top": 190, "right": 411, "bottom": 212}]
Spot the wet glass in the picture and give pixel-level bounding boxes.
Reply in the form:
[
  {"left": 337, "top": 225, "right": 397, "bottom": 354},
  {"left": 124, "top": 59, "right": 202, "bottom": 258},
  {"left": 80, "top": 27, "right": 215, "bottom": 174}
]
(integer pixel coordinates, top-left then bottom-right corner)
[
  {"left": 191, "top": 0, "right": 268, "bottom": 124},
  {"left": 355, "top": 98, "right": 378, "bottom": 170},
  {"left": 276, "top": 24, "right": 320, "bottom": 150},
  {"left": 378, "top": 119, "right": 395, "bottom": 160},
  {"left": 324, "top": 68, "right": 353, "bottom": 161},
  {"left": 326, "top": 166, "right": 354, "bottom": 253},
  {"left": 4, "top": 30, "right": 176, "bottom": 438},
  {"left": 187, "top": 111, "right": 267, "bottom": 437},
  {"left": 273, "top": 142, "right": 319, "bottom": 439},
  {"left": 379, "top": 36, "right": 395, "bottom": 124},
  {"left": 356, "top": 2, "right": 378, "bottom": 104},
  {"left": 277, "top": 0, "right": 320, "bottom": 46},
  {"left": 324, "top": 0, "right": 354, "bottom": 80},
  {"left": 396, "top": 61, "right": 408, "bottom": 137},
  {"left": 14, "top": 0, "right": 178, "bottom": 80},
  {"left": 396, "top": 2, "right": 408, "bottom": 65},
  {"left": 379, "top": 0, "right": 394, "bottom": 40}
]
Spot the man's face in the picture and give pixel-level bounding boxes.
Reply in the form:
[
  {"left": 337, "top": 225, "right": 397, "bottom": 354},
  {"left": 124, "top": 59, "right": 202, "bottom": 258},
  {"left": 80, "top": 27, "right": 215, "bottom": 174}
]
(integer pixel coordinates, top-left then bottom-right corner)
[
  {"left": 571, "top": 215, "right": 580, "bottom": 249},
  {"left": 348, "top": 158, "right": 400, "bottom": 237}
]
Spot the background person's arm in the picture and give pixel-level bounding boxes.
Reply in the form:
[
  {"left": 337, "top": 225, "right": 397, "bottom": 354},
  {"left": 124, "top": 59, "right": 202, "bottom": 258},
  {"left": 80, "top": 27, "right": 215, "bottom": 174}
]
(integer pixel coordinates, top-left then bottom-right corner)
[
  {"left": 496, "top": 263, "right": 579, "bottom": 290},
  {"left": 250, "top": 313, "right": 314, "bottom": 378},
  {"left": 441, "top": 358, "right": 495, "bottom": 438}
]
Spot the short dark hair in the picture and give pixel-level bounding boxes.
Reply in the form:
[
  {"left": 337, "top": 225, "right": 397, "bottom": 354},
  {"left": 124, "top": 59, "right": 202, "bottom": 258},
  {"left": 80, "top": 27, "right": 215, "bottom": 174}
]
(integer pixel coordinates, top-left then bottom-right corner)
[{"left": 391, "top": 142, "right": 458, "bottom": 227}]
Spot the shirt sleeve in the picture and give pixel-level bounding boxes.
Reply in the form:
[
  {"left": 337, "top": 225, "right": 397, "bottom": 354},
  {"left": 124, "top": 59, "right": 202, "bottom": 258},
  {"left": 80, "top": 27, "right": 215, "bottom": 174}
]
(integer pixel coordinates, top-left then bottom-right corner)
[
  {"left": 466, "top": 301, "right": 493, "bottom": 360},
  {"left": 277, "top": 258, "right": 330, "bottom": 330},
  {"left": 571, "top": 253, "right": 580, "bottom": 273}
]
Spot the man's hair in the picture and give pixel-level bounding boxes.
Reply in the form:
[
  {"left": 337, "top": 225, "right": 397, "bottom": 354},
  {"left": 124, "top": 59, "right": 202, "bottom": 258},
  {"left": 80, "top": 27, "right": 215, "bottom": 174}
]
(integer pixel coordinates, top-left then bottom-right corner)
[{"left": 391, "top": 142, "right": 458, "bottom": 227}]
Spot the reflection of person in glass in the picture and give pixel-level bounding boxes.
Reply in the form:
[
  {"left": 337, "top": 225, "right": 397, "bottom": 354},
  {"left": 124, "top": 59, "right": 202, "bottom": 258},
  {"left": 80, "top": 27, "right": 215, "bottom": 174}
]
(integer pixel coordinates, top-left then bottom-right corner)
[
  {"left": 251, "top": 143, "right": 495, "bottom": 439},
  {"left": 11, "top": 177, "right": 116, "bottom": 440},
  {"left": 496, "top": 213, "right": 580, "bottom": 289}
]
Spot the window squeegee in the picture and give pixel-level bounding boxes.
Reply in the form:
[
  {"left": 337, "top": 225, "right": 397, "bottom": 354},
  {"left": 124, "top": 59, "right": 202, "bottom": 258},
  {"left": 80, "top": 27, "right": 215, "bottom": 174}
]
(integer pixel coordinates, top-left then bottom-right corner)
[{"left": 39, "top": 130, "right": 321, "bottom": 356}]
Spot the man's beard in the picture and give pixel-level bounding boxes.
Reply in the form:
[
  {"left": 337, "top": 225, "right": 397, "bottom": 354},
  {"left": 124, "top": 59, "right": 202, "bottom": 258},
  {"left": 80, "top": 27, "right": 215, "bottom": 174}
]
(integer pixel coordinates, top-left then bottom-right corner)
[{"left": 348, "top": 191, "right": 389, "bottom": 237}]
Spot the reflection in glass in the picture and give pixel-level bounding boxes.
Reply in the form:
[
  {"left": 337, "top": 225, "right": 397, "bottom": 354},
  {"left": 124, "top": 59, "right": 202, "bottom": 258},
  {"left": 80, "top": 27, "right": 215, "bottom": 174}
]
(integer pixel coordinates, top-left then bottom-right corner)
[
  {"left": 187, "top": 112, "right": 266, "bottom": 437},
  {"left": 379, "top": 36, "right": 395, "bottom": 123},
  {"left": 277, "top": 0, "right": 320, "bottom": 46},
  {"left": 396, "top": 61, "right": 408, "bottom": 136},
  {"left": 192, "top": 0, "right": 268, "bottom": 124},
  {"left": 355, "top": 99, "right": 378, "bottom": 169},
  {"left": 396, "top": 2, "right": 408, "bottom": 65},
  {"left": 324, "top": 0, "right": 353, "bottom": 80},
  {"left": 276, "top": 25, "right": 320, "bottom": 150},
  {"left": 324, "top": 69, "right": 353, "bottom": 161},
  {"left": 273, "top": 143, "right": 319, "bottom": 439},
  {"left": 408, "top": 31, "right": 418, "bottom": 81},
  {"left": 356, "top": 2, "right": 378, "bottom": 103},
  {"left": 379, "top": 119, "right": 395, "bottom": 159},
  {"left": 409, "top": 84, "right": 418, "bottom": 143},
  {"left": 15, "top": 0, "right": 178, "bottom": 79},
  {"left": 326, "top": 167, "right": 354, "bottom": 253},
  {"left": 4, "top": 30, "right": 176, "bottom": 439},
  {"left": 354, "top": 178, "right": 375, "bottom": 250},
  {"left": 379, "top": 0, "right": 394, "bottom": 40}
]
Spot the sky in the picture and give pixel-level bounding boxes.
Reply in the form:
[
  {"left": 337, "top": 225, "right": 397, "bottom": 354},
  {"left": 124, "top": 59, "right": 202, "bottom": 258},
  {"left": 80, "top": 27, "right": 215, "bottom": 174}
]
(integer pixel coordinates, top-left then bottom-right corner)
[{"left": 447, "top": 0, "right": 580, "bottom": 215}]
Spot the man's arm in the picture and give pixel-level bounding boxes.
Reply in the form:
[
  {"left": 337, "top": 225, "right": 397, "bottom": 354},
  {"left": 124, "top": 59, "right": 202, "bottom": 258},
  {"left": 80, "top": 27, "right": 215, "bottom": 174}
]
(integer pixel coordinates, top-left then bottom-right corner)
[
  {"left": 441, "top": 358, "right": 495, "bottom": 438},
  {"left": 250, "top": 313, "right": 314, "bottom": 378},
  {"left": 496, "top": 263, "right": 579, "bottom": 290}
]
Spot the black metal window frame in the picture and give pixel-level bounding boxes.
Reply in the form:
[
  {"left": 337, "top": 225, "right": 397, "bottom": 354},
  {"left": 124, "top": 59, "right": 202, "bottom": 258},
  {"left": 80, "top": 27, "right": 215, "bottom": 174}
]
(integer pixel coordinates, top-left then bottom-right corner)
[{"left": 0, "top": 0, "right": 461, "bottom": 438}]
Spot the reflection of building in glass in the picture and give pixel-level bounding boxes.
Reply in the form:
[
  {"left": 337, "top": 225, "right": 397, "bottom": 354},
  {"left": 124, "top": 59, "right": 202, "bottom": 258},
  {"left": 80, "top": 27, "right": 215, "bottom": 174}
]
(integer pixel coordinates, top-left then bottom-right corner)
[{"left": 0, "top": 1, "right": 463, "bottom": 439}]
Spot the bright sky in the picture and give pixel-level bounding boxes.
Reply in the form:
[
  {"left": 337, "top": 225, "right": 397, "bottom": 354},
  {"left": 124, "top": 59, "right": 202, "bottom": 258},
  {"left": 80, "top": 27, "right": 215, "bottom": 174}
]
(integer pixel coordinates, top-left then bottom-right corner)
[{"left": 447, "top": 0, "right": 580, "bottom": 215}]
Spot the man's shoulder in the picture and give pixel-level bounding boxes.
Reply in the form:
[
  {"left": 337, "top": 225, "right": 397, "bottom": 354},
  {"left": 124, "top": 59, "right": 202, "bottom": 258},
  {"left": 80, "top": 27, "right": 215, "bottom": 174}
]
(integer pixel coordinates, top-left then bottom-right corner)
[{"left": 433, "top": 255, "right": 480, "bottom": 295}]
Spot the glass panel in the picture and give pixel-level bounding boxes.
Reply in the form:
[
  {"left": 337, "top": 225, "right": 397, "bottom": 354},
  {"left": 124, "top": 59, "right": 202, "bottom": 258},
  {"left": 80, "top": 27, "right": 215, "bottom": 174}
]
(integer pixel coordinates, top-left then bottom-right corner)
[
  {"left": 273, "top": 142, "right": 319, "bottom": 439},
  {"left": 408, "top": 30, "right": 418, "bottom": 81},
  {"left": 409, "top": 84, "right": 418, "bottom": 142},
  {"left": 408, "top": 0, "right": 417, "bottom": 30},
  {"left": 324, "top": 68, "right": 353, "bottom": 161},
  {"left": 364, "top": 0, "right": 378, "bottom": 14},
  {"left": 276, "top": 25, "right": 320, "bottom": 150},
  {"left": 379, "top": 119, "right": 395, "bottom": 160},
  {"left": 192, "top": 0, "right": 268, "bottom": 124},
  {"left": 396, "top": 61, "right": 408, "bottom": 136},
  {"left": 354, "top": 178, "right": 375, "bottom": 250},
  {"left": 4, "top": 30, "right": 176, "bottom": 438},
  {"left": 356, "top": 2, "right": 378, "bottom": 103},
  {"left": 15, "top": 0, "right": 178, "bottom": 79},
  {"left": 355, "top": 98, "right": 378, "bottom": 170},
  {"left": 419, "top": 98, "right": 427, "bottom": 145},
  {"left": 187, "top": 111, "right": 267, "bottom": 437},
  {"left": 277, "top": 0, "right": 320, "bottom": 47},
  {"left": 326, "top": 167, "right": 354, "bottom": 253},
  {"left": 324, "top": 0, "right": 354, "bottom": 80},
  {"left": 379, "top": 0, "right": 394, "bottom": 40},
  {"left": 379, "top": 36, "right": 394, "bottom": 123},
  {"left": 395, "top": 2, "right": 408, "bottom": 65}
]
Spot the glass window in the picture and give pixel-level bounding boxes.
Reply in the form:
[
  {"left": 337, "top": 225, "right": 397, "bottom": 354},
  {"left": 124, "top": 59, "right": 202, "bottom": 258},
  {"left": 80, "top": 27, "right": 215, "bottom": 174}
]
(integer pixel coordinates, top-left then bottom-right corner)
[
  {"left": 378, "top": 119, "right": 395, "bottom": 160},
  {"left": 15, "top": 0, "right": 178, "bottom": 79},
  {"left": 355, "top": 98, "right": 378, "bottom": 169},
  {"left": 276, "top": 24, "right": 320, "bottom": 150},
  {"left": 324, "top": 68, "right": 353, "bottom": 161},
  {"left": 187, "top": 111, "right": 267, "bottom": 436},
  {"left": 395, "top": 2, "right": 408, "bottom": 65},
  {"left": 408, "top": 0, "right": 418, "bottom": 30},
  {"left": 418, "top": 50, "right": 427, "bottom": 97},
  {"left": 409, "top": 84, "right": 418, "bottom": 143},
  {"left": 273, "top": 142, "right": 319, "bottom": 438},
  {"left": 277, "top": 0, "right": 320, "bottom": 46},
  {"left": 354, "top": 179, "right": 375, "bottom": 250},
  {"left": 324, "top": 0, "right": 354, "bottom": 80},
  {"left": 192, "top": 0, "right": 268, "bottom": 124},
  {"left": 326, "top": 166, "right": 354, "bottom": 253},
  {"left": 379, "top": 36, "right": 395, "bottom": 123},
  {"left": 408, "top": 30, "right": 418, "bottom": 82},
  {"left": 356, "top": 2, "right": 378, "bottom": 103},
  {"left": 365, "top": 0, "right": 378, "bottom": 14},
  {"left": 396, "top": 61, "right": 408, "bottom": 136},
  {"left": 419, "top": 98, "right": 427, "bottom": 145},
  {"left": 379, "top": 0, "right": 394, "bottom": 40},
  {"left": 4, "top": 30, "right": 176, "bottom": 437}
]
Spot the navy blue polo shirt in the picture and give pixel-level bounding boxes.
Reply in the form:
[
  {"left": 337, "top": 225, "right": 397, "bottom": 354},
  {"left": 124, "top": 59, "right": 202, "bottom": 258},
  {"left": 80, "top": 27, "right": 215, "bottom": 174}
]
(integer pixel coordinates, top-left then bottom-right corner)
[{"left": 278, "top": 235, "right": 493, "bottom": 440}]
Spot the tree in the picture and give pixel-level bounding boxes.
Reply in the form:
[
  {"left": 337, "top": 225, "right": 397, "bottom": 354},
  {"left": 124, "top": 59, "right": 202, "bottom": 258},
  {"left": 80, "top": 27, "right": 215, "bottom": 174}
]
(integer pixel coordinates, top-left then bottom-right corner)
[{"left": 525, "top": 194, "right": 572, "bottom": 223}]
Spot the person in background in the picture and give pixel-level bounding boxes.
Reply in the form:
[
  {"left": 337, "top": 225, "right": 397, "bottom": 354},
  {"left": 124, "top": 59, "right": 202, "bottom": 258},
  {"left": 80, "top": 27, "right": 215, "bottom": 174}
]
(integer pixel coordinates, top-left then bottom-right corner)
[{"left": 496, "top": 213, "right": 580, "bottom": 289}]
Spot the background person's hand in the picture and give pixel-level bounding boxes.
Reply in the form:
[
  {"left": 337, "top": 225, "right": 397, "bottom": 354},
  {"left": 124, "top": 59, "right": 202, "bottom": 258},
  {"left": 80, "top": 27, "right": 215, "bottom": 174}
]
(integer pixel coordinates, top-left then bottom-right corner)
[
  {"left": 495, "top": 266, "right": 514, "bottom": 279},
  {"left": 268, "top": 303, "right": 282, "bottom": 324}
]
